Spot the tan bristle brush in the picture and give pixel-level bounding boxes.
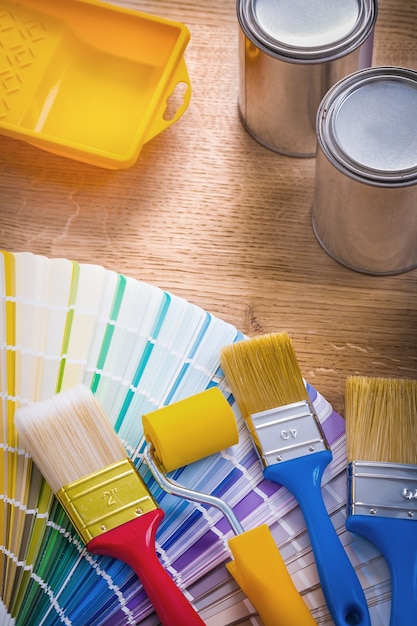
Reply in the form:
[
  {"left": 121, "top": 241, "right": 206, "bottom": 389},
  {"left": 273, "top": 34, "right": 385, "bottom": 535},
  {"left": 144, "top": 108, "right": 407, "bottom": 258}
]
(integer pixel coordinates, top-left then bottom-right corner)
[
  {"left": 345, "top": 375, "right": 417, "bottom": 626},
  {"left": 141, "top": 387, "right": 316, "bottom": 626},
  {"left": 13, "top": 384, "right": 205, "bottom": 626},
  {"left": 220, "top": 332, "right": 371, "bottom": 626}
]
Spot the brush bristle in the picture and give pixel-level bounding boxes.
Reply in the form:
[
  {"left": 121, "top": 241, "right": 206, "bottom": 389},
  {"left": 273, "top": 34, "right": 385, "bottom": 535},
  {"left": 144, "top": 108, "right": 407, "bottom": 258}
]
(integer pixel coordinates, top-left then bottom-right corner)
[
  {"left": 14, "top": 384, "right": 126, "bottom": 493},
  {"left": 220, "top": 332, "right": 308, "bottom": 418},
  {"left": 345, "top": 376, "right": 417, "bottom": 465}
]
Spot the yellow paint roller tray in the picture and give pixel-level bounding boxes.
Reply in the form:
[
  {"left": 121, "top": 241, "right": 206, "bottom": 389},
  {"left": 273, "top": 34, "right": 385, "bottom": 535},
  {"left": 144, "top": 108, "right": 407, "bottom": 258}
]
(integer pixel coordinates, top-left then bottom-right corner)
[{"left": 0, "top": 0, "right": 191, "bottom": 168}]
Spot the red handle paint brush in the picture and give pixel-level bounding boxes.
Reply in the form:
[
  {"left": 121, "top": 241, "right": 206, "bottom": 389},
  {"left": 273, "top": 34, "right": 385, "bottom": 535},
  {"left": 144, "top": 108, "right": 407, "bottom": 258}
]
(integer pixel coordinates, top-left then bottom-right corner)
[{"left": 14, "top": 384, "right": 205, "bottom": 626}]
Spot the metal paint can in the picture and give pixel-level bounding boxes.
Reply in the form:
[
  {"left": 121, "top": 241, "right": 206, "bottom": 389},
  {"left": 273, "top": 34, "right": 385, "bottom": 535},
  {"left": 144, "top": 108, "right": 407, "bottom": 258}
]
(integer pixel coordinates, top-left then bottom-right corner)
[
  {"left": 312, "top": 67, "right": 417, "bottom": 275},
  {"left": 237, "top": 0, "right": 377, "bottom": 156}
]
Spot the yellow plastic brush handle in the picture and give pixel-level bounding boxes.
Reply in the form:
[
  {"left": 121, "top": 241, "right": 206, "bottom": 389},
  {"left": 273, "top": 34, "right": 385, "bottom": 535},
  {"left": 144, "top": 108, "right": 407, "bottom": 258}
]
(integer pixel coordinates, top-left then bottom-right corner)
[
  {"left": 143, "top": 387, "right": 238, "bottom": 472},
  {"left": 227, "top": 524, "right": 316, "bottom": 626}
]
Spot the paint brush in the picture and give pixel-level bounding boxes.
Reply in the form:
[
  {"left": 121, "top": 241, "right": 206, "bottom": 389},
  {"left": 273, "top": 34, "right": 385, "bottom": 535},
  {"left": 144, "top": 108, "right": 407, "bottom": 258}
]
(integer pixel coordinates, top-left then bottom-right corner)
[
  {"left": 13, "top": 384, "right": 205, "bottom": 626},
  {"left": 220, "top": 332, "right": 371, "bottom": 626},
  {"left": 345, "top": 375, "right": 417, "bottom": 626}
]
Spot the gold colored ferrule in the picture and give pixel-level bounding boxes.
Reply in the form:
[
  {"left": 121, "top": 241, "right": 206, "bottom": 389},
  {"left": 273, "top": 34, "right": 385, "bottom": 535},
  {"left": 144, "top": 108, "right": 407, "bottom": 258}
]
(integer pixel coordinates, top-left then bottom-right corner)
[{"left": 56, "top": 458, "right": 157, "bottom": 544}]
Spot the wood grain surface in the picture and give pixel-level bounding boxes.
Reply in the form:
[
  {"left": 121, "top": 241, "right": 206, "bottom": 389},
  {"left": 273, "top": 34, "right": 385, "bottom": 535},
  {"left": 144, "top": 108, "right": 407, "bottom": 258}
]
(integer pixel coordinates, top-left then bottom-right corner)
[{"left": 0, "top": 0, "right": 416, "bottom": 416}]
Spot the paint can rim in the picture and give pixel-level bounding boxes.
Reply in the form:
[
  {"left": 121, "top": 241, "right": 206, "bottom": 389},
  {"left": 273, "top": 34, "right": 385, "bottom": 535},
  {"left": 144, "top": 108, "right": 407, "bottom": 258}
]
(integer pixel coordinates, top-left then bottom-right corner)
[
  {"left": 316, "top": 66, "right": 417, "bottom": 186},
  {"left": 237, "top": 0, "right": 377, "bottom": 63}
]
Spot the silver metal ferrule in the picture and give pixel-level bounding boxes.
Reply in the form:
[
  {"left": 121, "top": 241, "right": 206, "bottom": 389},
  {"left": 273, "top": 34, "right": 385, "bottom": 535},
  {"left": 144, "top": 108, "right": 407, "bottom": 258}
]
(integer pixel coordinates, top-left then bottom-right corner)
[
  {"left": 143, "top": 444, "right": 245, "bottom": 536},
  {"left": 249, "top": 399, "right": 329, "bottom": 467},
  {"left": 348, "top": 461, "right": 417, "bottom": 520}
]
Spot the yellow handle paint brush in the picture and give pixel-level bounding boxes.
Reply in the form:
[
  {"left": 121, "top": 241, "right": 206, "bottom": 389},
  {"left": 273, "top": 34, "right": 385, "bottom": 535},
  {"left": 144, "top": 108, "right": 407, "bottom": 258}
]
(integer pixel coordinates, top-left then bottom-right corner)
[
  {"left": 345, "top": 375, "right": 417, "bottom": 626},
  {"left": 142, "top": 387, "right": 316, "bottom": 626},
  {"left": 220, "top": 332, "right": 371, "bottom": 626},
  {"left": 13, "top": 384, "right": 205, "bottom": 626}
]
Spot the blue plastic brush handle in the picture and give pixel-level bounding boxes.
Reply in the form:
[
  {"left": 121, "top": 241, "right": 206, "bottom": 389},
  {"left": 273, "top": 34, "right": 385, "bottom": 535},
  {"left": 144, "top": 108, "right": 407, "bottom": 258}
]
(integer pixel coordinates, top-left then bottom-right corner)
[
  {"left": 346, "top": 514, "right": 417, "bottom": 626},
  {"left": 264, "top": 450, "right": 370, "bottom": 626}
]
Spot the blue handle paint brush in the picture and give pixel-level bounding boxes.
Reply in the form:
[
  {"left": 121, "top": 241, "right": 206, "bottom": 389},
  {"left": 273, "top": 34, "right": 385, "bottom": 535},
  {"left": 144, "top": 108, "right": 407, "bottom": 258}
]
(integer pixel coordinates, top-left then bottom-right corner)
[
  {"left": 345, "top": 375, "right": 417, "bottom": 626},
  {"left": 220, "top": 332, "right": 371, "bottom": 626}
]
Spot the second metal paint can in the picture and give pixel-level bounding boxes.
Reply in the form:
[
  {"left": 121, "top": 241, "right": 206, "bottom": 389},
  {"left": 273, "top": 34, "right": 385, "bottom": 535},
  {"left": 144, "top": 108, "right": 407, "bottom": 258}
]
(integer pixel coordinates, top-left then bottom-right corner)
[
  {"left": 312, "top": 66, "right": 417, "bottom": 275},
  {"left": 237, "top": 0, "right": 377, "bottom": 156}
]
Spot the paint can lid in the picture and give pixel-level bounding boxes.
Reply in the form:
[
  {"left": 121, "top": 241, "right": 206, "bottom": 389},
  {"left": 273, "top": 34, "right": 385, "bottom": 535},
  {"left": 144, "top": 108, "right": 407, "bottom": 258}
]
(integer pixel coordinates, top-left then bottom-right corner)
[
  {"left": 317, "top": 67, "right": 417, "bottom": 184},
  {"left": 238, "top": 0, "right": 376, "bottom": 61}
]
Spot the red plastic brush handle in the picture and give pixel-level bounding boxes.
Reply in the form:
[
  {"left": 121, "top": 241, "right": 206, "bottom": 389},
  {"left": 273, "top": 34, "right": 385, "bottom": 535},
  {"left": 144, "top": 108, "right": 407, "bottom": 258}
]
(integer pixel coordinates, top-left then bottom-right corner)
[{"left": 88, "top": 509, "right": 205, "bottom": 626}]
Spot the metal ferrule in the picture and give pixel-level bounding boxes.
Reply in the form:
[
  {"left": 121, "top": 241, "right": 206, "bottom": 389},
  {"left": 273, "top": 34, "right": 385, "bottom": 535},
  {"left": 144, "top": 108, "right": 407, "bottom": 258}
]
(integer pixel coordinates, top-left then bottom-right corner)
[
  {"left": 348, "top": 461, "right": 417, "bottom": 520},
  {"left": 143, "top": 444, "right": 245, "bottom": 536},
  {"left": 249, "top": 400, "right": 329, "bottom": 467},
  {"left": 56, "top": 458, "right": 157, "bottom": 544}
]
